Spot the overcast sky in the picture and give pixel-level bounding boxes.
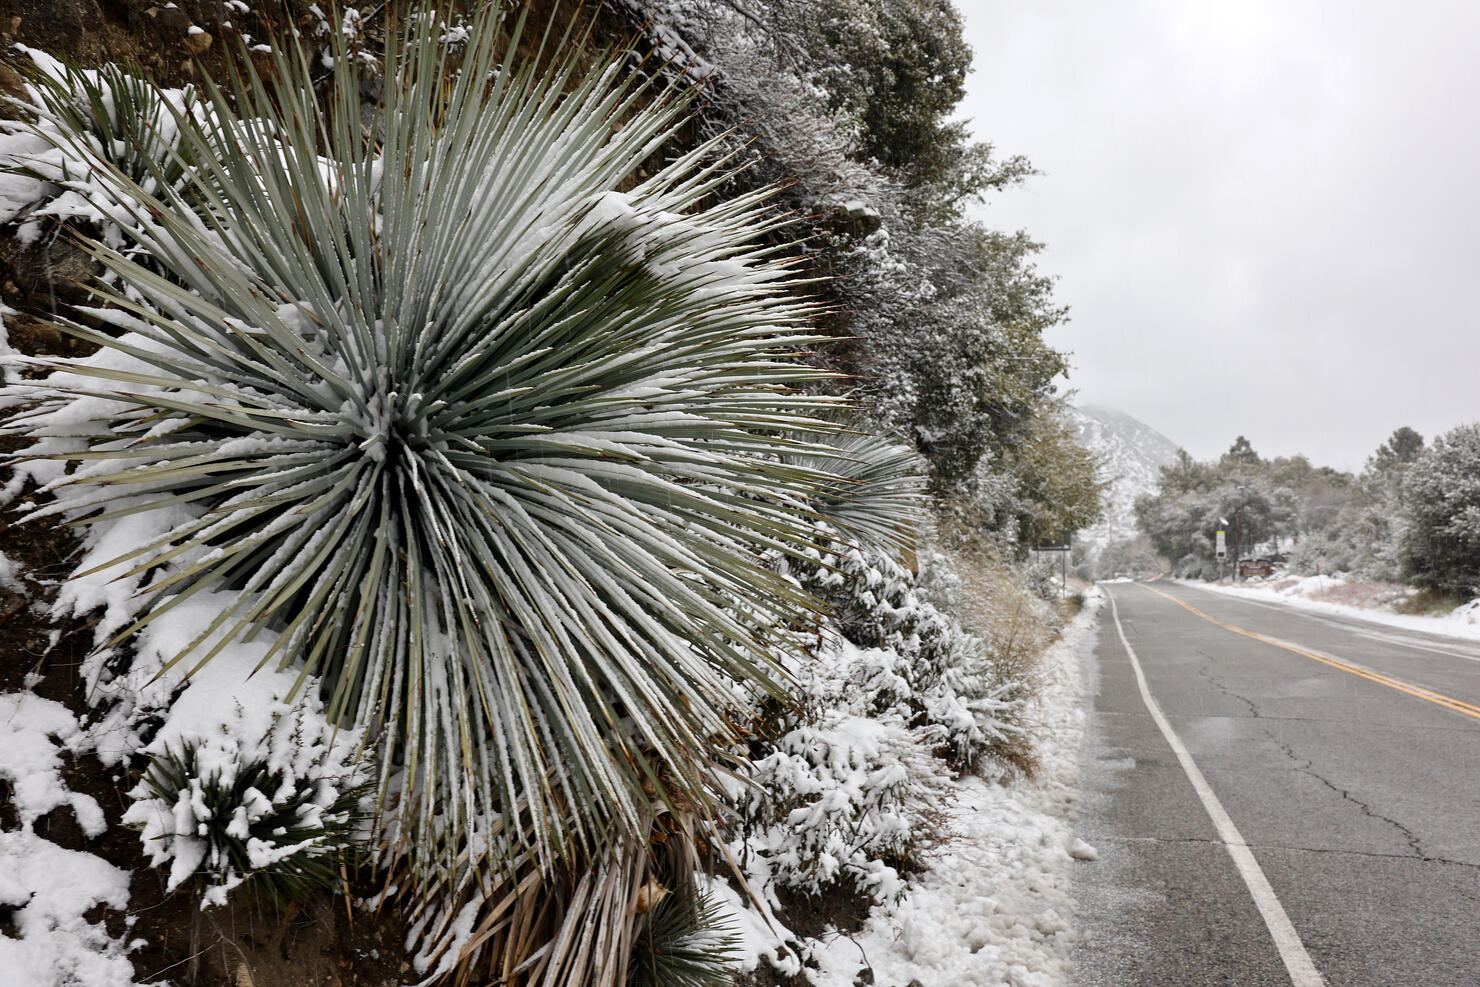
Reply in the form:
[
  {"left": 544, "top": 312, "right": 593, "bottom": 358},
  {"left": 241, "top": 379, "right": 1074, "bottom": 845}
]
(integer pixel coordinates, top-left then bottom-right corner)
[{"left": 956, "top": 0, "right": 1480, "bottom": 471}]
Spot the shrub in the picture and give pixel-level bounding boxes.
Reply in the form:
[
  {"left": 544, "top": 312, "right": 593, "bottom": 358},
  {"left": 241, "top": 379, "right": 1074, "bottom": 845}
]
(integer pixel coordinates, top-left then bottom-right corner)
[
  {"left": 1286, "top": 532, "right": 1356, "bottom": 577},
  {"left": 729, "top": 711, "right": 953, "bottom": 904},
  {"left": 724, "top": 513, "right": 1028, "bottom": 913},
  {"left": 1023, "top": 561, "right": 1060, "bottom": 601},
  {"left": 795, "top": 539, "right": 1026, "bottom": 776}
]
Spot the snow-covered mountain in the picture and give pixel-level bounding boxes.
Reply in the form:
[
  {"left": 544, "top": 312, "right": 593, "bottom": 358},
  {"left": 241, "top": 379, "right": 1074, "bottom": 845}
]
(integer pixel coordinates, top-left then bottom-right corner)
[{"left": 1070, "top": 404, "right": 1181, "bottom": 552}]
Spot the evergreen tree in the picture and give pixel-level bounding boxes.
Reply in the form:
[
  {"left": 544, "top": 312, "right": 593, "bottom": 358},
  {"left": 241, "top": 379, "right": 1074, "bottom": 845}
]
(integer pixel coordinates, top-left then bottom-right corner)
[
  {"left": 1399, "top": 424, "right": 1480, "bottom": 596},
  {"left": 1373, "top": 426, "right": 1424, "bottom": 470}
]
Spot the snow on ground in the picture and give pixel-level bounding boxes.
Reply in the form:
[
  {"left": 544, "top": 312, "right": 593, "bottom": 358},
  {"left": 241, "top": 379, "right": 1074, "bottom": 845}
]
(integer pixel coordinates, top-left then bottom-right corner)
[
  {"left": 0, "top": 693, "right": 142, "bottom": 986},
  {"left": 789, "top": 592, "right": 1103, "bottom": 987},
  {"left": 1190, "top": 577, "right": 1480, "bottom": 643}
]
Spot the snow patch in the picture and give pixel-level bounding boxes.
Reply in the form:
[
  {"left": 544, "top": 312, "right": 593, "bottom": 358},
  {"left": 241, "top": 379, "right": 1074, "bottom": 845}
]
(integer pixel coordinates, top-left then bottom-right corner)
[{"left": 1195, "top": 578, "right": 1480, "bottom": 643}]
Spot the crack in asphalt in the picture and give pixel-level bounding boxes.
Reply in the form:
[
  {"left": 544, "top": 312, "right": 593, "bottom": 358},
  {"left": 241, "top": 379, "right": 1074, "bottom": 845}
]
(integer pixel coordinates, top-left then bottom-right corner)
[
  {"left": 1097, "top": 834, "right": 1480, "bottom": 871},
  {"left": 1193, "top": 650, "right": 1262, "bottom": 718},
  {"left": 1271, "top": 737, "right": 1427, "bottom": 861}
]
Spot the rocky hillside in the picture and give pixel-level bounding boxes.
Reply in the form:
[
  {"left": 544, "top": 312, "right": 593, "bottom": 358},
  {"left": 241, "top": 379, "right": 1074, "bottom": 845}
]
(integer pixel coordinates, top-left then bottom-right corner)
[{"left": 1070, "top": 403, "right": 1180, "bottom": 551}]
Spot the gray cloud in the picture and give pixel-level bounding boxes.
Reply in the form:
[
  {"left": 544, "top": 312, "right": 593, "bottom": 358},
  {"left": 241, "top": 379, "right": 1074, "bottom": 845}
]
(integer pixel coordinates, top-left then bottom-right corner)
[{"left": 958, "top": 0, "right": 1480, "bottom": 470}]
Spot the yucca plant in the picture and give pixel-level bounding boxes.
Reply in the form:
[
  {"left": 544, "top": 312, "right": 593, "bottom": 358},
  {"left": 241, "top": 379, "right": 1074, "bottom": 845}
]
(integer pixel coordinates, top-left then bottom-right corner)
[
  {"left": 0, "top": 47, "right": 219, "bottom": 311},
  {"left": 627, "top": 887, "right": 740, "bottom": 987},
  {"left": 1, "top": 0, "right": 898, "bottom": 945},
  {"left": 5, "top": 47, "right": 201, "bottom": 196},
  {"left": 790, "top": 429, "right": 927, "bottom": 556},
  {"left": 129, "top": 732, "right": 371, "bottom": 908}
]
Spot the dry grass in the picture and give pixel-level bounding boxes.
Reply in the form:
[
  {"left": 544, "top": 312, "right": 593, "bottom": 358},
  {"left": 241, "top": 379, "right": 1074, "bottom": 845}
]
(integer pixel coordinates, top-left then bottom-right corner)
[
  {"left": 1260, "top": 576, "right": 1414, "bottom": 612},
  {"left": 926, "top": 509, "right": 1071, "bottom": 779},
  {"left": 1393, "top": 586, "right": 1469, "bottom": 615},
  {"left": 1321, "top": 580, "right": 1412, "bottom": 610}
]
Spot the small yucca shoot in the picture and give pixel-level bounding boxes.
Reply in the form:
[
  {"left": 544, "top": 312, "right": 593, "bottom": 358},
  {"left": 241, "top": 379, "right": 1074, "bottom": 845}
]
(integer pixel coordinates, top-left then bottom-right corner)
[
  {"left": 3, "top": 1, "right": 897, "bottom": 899},
  {"left": 4, "top": 47, "right": 201, "bottom": 200},
  {"left": 129, "top": 735, "right": 370, "bottom": 908},
  {"left": 627, "top": 888, "right": 741, "bottom": 987}
]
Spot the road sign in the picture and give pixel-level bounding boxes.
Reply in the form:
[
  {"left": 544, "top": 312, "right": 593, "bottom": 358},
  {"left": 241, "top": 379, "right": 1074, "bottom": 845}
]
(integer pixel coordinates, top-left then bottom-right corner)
[
  {"left": 1035, "top": 530, "right": 1072, "bottom": 552},
  {"left": 1216, "top": 529, "right": 1226, "bottom": 560}
]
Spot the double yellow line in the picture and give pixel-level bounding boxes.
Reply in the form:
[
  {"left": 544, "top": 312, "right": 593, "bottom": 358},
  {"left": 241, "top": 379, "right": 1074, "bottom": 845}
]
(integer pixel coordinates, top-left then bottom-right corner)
[{"left": 1140, "top": 583, "right": 1480, "bottom": 722}]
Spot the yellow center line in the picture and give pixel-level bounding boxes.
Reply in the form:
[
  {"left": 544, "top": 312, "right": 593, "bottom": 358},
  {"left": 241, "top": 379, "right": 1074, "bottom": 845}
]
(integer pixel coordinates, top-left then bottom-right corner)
[{"left": 1139, "top": 583, "right": 1480, "bottom": 722}]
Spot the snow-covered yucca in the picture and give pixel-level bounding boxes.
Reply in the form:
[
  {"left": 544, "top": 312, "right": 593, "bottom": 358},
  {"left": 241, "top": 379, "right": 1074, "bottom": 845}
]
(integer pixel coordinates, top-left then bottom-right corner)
[
  {"left": 0, "top": 49, "right": 204, "bottom": 257},
  {"left": 6, "top": 48, "right": 200, "bottom": 195},
  {"left": 125, "top": 710, "right": 370, "bottom": 909},
  {"left": 787, "top": 430, "right": 927, "bottom": 557},
  {"left": 0, "top": 3, "right": 888, "bottom": 927}
]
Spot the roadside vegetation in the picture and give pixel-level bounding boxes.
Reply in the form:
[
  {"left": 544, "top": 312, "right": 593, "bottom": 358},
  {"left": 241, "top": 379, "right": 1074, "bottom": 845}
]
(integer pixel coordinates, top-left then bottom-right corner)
[
  {"left": 0, "top": 1, "right": 1100, "bottom": 984},
  {"left": 1130, "top": 424, "right": 1480, "bottom": 607}
]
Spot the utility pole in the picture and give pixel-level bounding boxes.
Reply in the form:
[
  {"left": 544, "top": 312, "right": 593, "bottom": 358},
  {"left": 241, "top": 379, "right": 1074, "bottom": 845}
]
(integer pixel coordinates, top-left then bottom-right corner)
[
  {"left": 1233, "top": 510, "right": 1242, "bottom": 582},
  {"left": 1216, "top": 519, "right": 1228, "bottom": 582},
  {"left": 1062, "top": 535, "right": 1069, "bottom": 597}
]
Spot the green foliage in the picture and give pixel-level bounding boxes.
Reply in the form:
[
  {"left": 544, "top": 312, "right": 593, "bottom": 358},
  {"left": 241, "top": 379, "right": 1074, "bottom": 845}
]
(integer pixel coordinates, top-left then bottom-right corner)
[
  {"left": 1333, "top": 426, "right": 1424, "bottom": 580},
  {"left": 627, "top": 889, "right": 741, "bottom": 987},
  {"left": 999, "top": 399, "right": 1105, "bottom": 549},
  {"left": 638, "top": 0, "right": 1073, "bottom": 549},
  {"left": 1374, "top": 426, "right": 1424, "bottom": 470},
  {"left": 1399, "top": 423, "right": 1480, "bottom": 596},
  {"left": 1134, "top": 445, "right": 1304, "bottom": 577},
  {"left": 1221, "top": 434, "right": 1262, "bottom": 469},
  {"left": 857, "top": 230, "right": 1068, "bottom": 492},
  {"left": 802, "top": 0, "right": 992, "bottom": 195},
  {"left": 5, "top": 4, "right": 899, "bottom": 903}
]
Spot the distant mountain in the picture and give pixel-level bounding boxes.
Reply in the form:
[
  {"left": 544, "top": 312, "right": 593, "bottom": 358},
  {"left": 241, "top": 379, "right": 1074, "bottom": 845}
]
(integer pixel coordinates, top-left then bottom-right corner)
[{"left": 1070, "top": 404, "right": 1181, "bottom": 552}]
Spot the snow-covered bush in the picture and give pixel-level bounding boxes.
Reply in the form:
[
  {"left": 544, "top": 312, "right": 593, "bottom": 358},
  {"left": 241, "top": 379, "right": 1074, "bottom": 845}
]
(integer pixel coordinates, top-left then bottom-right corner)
[
  {"left": 1286, "top": 532, "right": 1355, "bottom": 577},
  {"left": 724, "top": 529, "right": 1028, "bottom": 919},
  {"left": 1023, "top": 561, "right": 1060, "bottom": 601},
  {"left": 797, "top": 540, "right": 1026, "bottom": 775},
  {"left": 730, "top": 711, "right": 952, "bottom": 905},
  {"left": 125, "top": 707, "right": 370, "bottom": 908}
]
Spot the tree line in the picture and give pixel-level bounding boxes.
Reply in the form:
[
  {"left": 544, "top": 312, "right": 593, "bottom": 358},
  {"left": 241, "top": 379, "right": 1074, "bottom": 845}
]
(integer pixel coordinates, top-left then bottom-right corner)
[{"left": 1129, "top": 424, "right": 1480, "bottom": 597}]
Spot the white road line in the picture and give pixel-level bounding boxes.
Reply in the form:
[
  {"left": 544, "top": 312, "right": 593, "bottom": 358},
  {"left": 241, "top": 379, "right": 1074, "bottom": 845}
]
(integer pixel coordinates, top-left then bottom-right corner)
[{"left": 1108, "top": 589, "right": 1325, "bottom": 987}]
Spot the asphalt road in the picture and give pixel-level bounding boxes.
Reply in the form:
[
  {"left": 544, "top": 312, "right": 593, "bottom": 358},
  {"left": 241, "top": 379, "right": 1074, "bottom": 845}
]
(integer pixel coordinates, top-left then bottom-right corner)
[{"left": 1073, "top": 580, "right": 1480, "bottom": 986}]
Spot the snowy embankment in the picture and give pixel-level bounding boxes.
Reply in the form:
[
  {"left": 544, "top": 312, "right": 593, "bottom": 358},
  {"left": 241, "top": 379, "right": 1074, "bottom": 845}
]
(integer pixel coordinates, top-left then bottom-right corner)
[
  {"left": 1190, "top": 577, "right": 1480, "bottom": 642},
  {"left": 719, "top": 591, "right": 1103, "bottom": 987}
]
